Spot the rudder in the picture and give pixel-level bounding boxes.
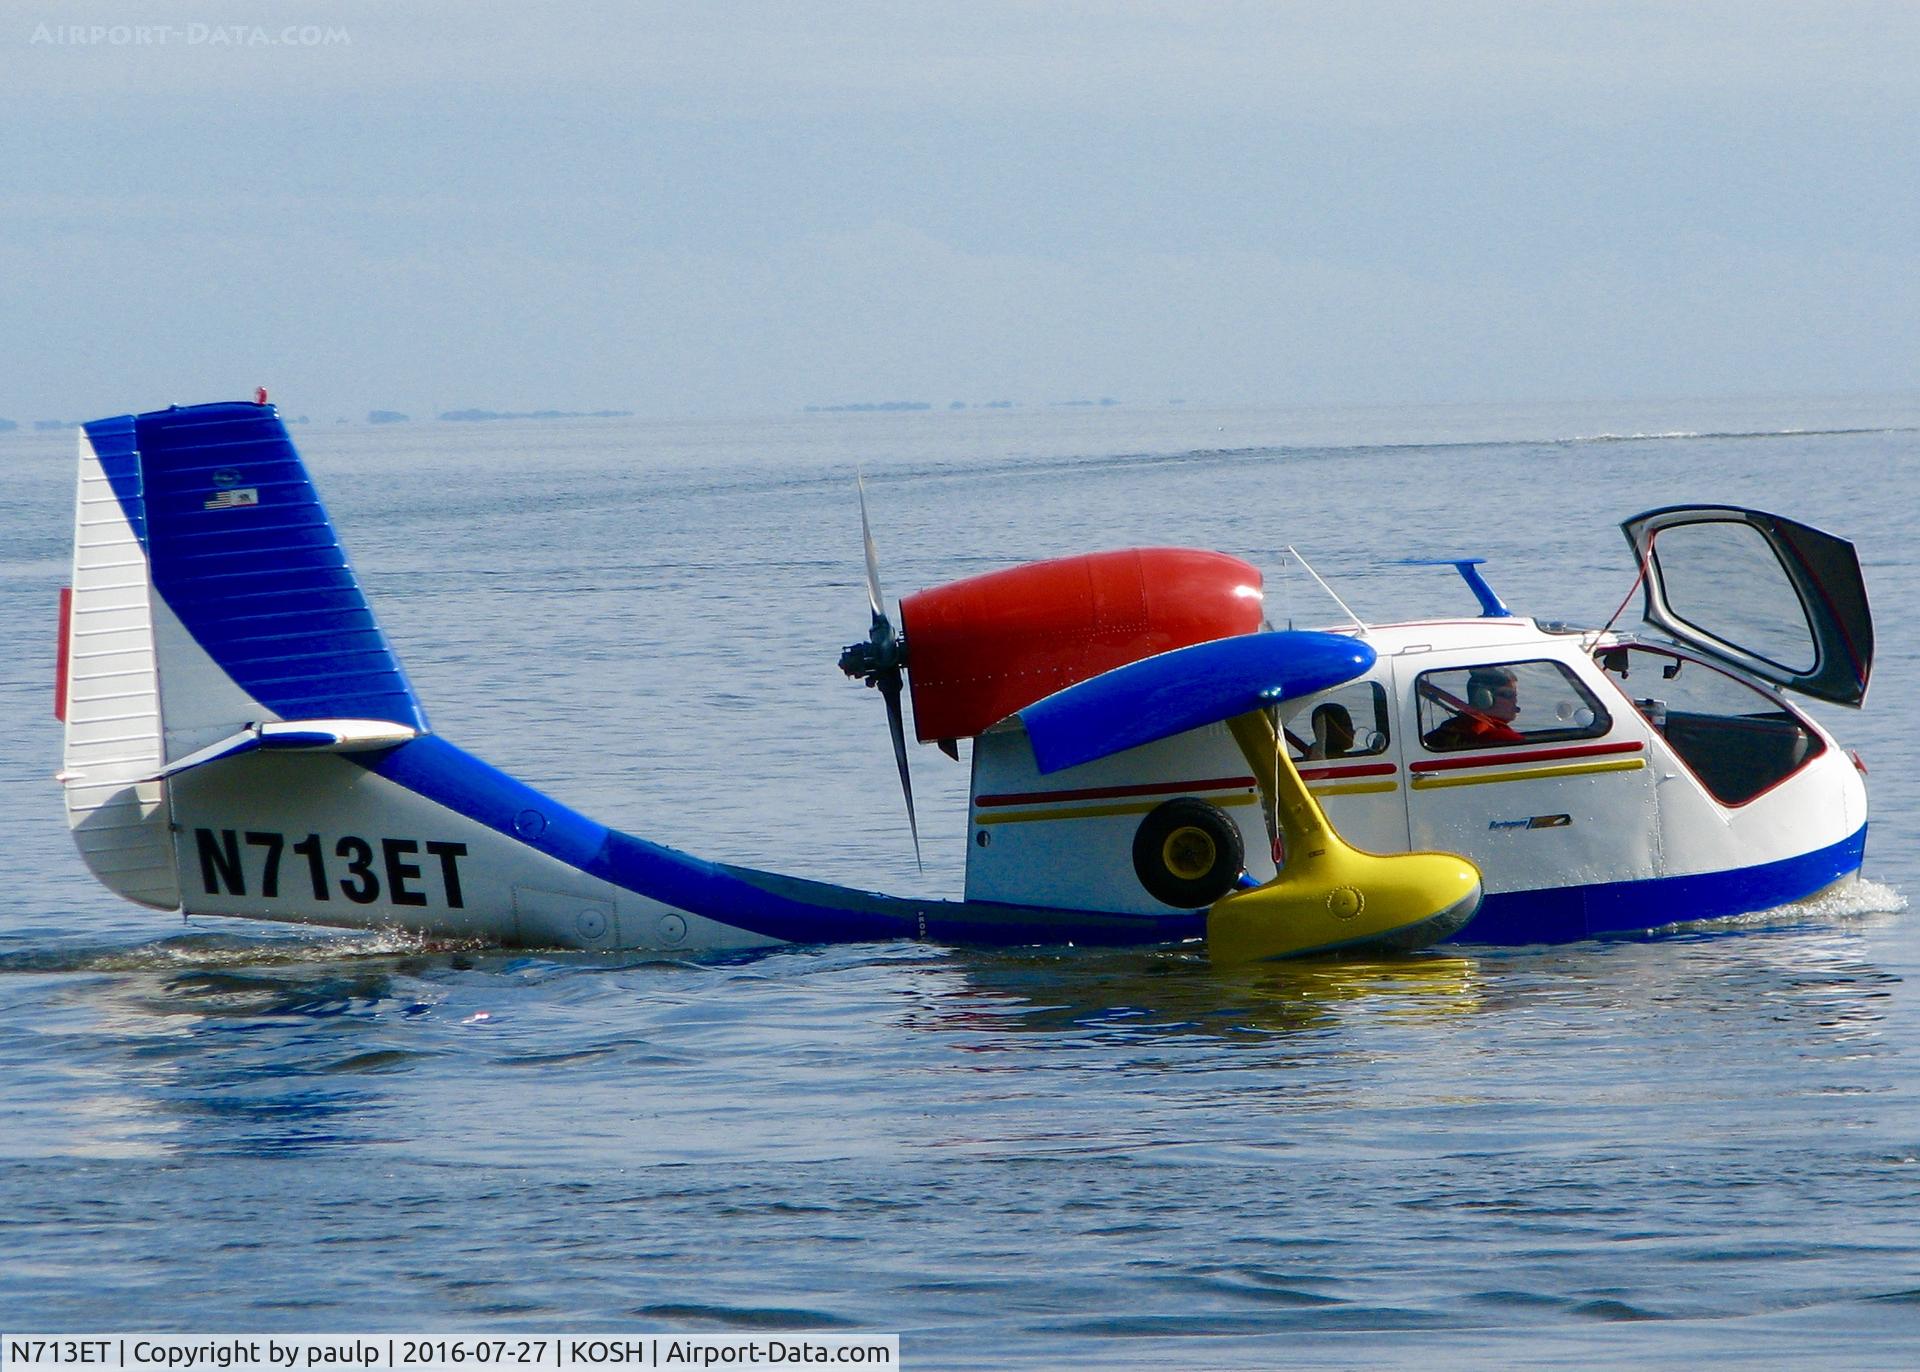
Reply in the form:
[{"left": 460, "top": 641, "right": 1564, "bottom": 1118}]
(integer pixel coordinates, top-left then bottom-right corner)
[{"left": 59, "top": 401, "right": 430, "bottom": 912}]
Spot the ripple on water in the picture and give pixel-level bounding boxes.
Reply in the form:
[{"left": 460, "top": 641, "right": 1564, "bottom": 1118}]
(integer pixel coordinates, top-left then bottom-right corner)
[
  {"left": 317, "top": 1049, "right": 439, "bottom": 1075},
  {"left": 1569, "top": 1298, "right": 1667, "bottom": 1322},
  {"left": 632, "top": 1304, "right": 857, "bottom": 1330}
]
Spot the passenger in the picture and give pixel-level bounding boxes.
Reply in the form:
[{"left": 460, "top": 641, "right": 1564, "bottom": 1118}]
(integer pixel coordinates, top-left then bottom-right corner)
[
  {"left": 1425, "top": 666, "right": 1524, "bottom": 749},
  {"left": 1306, "top": 702, "right": 1357, "bottom": 760}
]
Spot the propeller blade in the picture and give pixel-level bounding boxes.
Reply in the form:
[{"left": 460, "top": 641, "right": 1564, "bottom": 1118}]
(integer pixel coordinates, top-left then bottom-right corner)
[
  {"left": 842, "top": 477, "right": 920, "bottom": 868},
  {"left": 881, "top": 674, "right": 922, "bottom": 872},
  {"left": 858, "top": 474, "right": 887, "bottom": 628}
]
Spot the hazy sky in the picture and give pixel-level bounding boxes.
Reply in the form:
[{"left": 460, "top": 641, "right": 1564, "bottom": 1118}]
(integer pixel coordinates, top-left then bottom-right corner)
[{"left": 4, "top": 1, "right": 1916, "bottom": 420}]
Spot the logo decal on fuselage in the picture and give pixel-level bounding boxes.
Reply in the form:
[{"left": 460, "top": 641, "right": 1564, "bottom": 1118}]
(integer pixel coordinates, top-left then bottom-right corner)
[{"left": 1488, "top": 814, "right": 1573, "bottom": 831}]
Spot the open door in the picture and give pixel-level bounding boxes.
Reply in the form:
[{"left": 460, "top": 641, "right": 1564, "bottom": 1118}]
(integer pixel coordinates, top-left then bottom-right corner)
[{"left": 1622, "top": 506, "right": 1873, "bottom": 706}]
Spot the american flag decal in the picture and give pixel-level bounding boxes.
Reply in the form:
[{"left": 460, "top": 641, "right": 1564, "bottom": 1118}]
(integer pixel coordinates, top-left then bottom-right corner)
[{"left": 203, "top": 487, "right": 260, "bottom": 511}]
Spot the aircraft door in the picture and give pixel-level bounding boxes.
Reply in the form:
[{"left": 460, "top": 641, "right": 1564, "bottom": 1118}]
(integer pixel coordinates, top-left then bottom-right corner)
[
  {"left": 1399, "top": 653, "right": 1661, "bottom": 917},
  {"left": 1622, "top": 505, "right": 1873, "bottom": 706}
]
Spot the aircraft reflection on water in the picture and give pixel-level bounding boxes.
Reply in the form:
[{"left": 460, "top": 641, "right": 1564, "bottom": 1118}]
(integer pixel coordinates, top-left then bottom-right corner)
[{"left": 903, "top": 949, "right": 1486, "bottom": 1043}]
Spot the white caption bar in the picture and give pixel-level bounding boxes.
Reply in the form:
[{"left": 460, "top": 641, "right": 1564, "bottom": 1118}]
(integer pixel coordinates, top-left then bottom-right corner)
[{"left": 3, "top": 1338, "right": 898, "bottom": 1372}]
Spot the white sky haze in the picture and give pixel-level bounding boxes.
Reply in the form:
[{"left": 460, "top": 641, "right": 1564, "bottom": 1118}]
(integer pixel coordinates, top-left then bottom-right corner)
[{"left": 3, "top": 2, "right": 1916, "bottom": 420}]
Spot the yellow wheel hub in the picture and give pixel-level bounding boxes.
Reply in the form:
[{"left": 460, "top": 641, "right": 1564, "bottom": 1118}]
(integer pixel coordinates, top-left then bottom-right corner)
[{"left": 1162, "top": 826, "right": 1218, "bottom": 880}]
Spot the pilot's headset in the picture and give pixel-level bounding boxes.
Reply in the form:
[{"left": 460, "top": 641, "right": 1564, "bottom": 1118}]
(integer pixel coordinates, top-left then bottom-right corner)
[{"left": 1467, "top": 669, "right": 1510, "bottom": 710}]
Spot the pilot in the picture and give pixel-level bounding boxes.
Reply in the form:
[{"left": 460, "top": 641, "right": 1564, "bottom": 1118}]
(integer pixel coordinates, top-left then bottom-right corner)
[
  {"left": 1425, "top": 666, "right": 1524, "bottom": 749},
  {"left": 1306, "top": 702, "right": 1357, "bottom": 760}
]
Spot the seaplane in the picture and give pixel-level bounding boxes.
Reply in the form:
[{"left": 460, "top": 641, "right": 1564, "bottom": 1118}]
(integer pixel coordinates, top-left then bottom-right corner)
[{"left": 55, "top": 401, "right": 1873, "bottom": 960}]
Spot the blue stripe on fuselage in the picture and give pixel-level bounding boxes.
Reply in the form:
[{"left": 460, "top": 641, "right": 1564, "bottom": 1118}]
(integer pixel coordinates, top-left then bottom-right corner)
[
  {"left": 1452, "top": 822, "right": 1869, "bottom": 944},
  {"left": 360, "top": 736, "right": 1205, "bottom": 947},
  {"left": 362, "top": 735, "right": 1867, "bottom": 950}
]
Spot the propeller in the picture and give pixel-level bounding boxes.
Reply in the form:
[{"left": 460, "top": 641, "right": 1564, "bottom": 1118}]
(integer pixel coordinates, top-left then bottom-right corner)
[{"left": 837, "top": 477, "right": 921, "bottom": 870}]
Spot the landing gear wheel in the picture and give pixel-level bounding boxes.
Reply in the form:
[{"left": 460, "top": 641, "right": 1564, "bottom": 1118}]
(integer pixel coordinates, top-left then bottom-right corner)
[{"left": 1132, "top": 798, "right": 1245, "bottom": 908}]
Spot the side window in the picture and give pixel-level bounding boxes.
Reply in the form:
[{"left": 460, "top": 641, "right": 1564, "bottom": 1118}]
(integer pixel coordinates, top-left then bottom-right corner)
[
  {"left": 1285, "top": 680, "right": 1390, "bottom": 762},
  {"left": 1417, "top": 659, "right": 1610, "bottom": 752},
  {"left": 1597, "top": 644, "right": 1824, "bottom": 805}
]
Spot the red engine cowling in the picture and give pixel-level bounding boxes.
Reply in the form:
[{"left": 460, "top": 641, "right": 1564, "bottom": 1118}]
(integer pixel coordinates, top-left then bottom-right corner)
[{"left": 898, "top": 548, "right": 1265, "bottom": 743}]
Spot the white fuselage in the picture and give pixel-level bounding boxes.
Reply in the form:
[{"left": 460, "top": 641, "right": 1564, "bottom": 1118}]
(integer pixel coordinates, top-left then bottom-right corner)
[{"left": 966, "top": 615, "right": 1865, "bottom": 942}]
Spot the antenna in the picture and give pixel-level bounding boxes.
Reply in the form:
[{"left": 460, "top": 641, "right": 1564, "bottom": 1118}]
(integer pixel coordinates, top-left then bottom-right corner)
[{"left": 1283, "top": 546, "right": 1368, "bottom": 631}]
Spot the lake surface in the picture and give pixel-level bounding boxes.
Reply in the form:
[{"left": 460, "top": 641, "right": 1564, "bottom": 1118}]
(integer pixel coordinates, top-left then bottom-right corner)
[{"left": 2, "top": 396, "right": 1918, "bottom": 1368}]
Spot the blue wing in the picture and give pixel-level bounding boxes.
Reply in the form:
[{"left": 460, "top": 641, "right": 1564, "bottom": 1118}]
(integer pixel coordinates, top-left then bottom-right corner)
[{"left": 1018, "top": 630, "right": 1375, "bottom": 774}]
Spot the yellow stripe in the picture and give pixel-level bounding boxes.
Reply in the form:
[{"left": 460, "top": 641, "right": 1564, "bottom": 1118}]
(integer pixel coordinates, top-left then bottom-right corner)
[
  {"left": 1307, "top": 780, "right": 1400, "bottom": 796},
  {"left": 1410, "top": 758, "right": 1646, "bottom": 790},
  {"left": 976, "top": 793, "right": 1260, "bottom": 826}
]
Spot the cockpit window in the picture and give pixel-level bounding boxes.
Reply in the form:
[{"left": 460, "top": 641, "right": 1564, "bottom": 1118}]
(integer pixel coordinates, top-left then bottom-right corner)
[
  {"left": 1597, "top": 644, "right": 1823, "bottom": 805},
  {"left": 1284, "top": 680, "right": 1390, "bottom": 762},
  {"left": 1417, "top": 659, "right": 1611, "bottom": 752}
]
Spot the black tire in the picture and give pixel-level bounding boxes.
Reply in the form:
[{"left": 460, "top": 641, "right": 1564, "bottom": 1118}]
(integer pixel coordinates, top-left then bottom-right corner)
[{"left": 1131, "top": 798, "right": 1245, "bottom": 908}]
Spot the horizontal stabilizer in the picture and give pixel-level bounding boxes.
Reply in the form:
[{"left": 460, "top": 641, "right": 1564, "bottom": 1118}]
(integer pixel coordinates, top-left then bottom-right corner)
[
  {"left": 1019, "top": 631, "right": 1375, "bottom": 775},
  {"left": 147, "top": 718, "right": 421, "bottom": 780}
]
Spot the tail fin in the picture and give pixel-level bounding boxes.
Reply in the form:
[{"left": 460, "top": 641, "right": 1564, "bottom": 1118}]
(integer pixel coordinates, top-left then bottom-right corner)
[{"left": 59, "top": 402, "right": 428, "bottom": 910}]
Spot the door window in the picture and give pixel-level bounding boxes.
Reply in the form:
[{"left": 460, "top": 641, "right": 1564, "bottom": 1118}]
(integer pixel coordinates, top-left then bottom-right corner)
[
  {"left": 1649, "top": 520, "right": 1817, "bottom": 674},
  {"left": 1417, "top": 659, "right": 1611, "bottom": 753},
  {"left": 1284, "top": 680, "right": 1389, "bottom": 761}
]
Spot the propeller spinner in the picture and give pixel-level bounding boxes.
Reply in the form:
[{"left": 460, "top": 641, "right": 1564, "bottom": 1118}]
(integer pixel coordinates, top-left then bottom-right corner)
[{"left": 837, "top": 478, "right": 922, "bottom": 871}]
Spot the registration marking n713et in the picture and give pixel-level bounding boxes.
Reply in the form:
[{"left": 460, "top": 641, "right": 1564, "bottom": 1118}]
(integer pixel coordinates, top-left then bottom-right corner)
[{"left": 193, "top": 827, "right": 468, "bottom": 907}]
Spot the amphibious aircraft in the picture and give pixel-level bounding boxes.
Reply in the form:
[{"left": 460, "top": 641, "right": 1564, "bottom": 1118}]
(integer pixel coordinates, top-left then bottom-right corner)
[{"left": 56, "top": 402, "right": 1871, "bottom": 958}]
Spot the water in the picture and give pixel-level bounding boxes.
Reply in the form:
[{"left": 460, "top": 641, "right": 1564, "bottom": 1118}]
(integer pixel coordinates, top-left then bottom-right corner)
[{"left": 3, "top": 397, "right": 1919, "bottom": 1367}]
